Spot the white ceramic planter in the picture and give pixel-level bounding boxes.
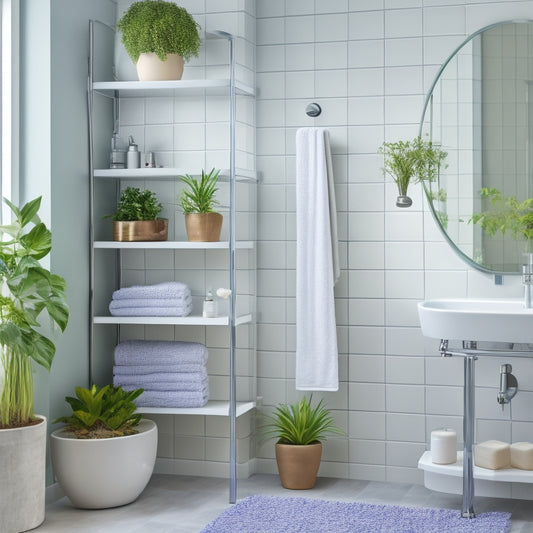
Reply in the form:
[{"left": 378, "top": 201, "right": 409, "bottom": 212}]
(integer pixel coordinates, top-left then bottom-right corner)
[
  {"left": 50, "top": 418, "right": 157, "bottom": 509},
  {"left": 136, "top": 52, "right": 184, "bottom": 81},
  {"left": 0, "top": 415, "right": 46, "bottom": 533}
]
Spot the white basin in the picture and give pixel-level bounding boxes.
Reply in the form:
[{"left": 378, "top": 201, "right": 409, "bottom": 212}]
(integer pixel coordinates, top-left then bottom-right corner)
[{"left": 418, "top": 298, "right": 533, "bottom": 343}]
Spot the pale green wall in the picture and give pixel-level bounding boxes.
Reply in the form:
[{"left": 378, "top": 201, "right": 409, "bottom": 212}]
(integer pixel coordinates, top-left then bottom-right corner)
[{"left": 19, "top": 0, "right": 115, "bottom": 482}]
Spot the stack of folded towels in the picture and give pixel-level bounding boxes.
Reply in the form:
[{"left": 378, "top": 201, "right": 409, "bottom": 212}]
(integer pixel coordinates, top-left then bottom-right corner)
[
  {"left": 109, "top": 281, "right": 192, "bottom": 317},
  {"left": 113, "top": 340, "right": 209, "bottom": 408}
]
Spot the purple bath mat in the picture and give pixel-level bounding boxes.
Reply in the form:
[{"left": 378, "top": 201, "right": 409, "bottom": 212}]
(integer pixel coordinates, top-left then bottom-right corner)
[{"left": 201, "top": 495, "right": 511, "bottom": 533}]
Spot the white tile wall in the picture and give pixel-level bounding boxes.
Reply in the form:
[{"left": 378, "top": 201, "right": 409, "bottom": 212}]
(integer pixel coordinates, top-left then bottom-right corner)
[
  {"left": 112, "top": 0, "right": 533, "bottom": 487},
  {"left": 255, "top": 0, "right": 533, "bottom": 487}
]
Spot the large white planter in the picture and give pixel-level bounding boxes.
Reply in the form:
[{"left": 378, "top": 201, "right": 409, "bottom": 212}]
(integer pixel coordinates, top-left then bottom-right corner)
[
  {"left": 136, "top": 52, "right": 184, "bottom": 81},
  {"left": 0, "top": 415, "right": 46, "bottom": 533},
  {"left": 50, "top": 418, "right": 157, "bottom": 509}
]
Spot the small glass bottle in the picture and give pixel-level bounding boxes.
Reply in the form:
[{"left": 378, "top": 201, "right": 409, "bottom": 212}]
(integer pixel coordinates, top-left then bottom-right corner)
[
  {"left": 202, "top": 290, "right": 217, "bottom": 318},
  {"left": 109, "top": 132, "right": 125, "bottom": 169}
]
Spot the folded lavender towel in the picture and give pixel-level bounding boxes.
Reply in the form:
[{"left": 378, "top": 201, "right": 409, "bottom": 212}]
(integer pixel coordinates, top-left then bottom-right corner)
[
  {"left": 109, "top": 295, "right": 192, "bottom": 309},
  {"left": 113, "top": 281, "right": 190, "bottom": 300},
  {"left": 135, "top": 389, "right": 209, "bottom": 408},
  {"left": 114, "top": 376, "right": 209, "bottom": 392},
  {"left": 114, "top": 340, "right": 208, "bottom": 365},
  {"left": 113, "top": 370, "right": 207, "bottom": 386},
  {"left": 113, "top": 363, "right": 206, "bottom": 375},
  {"left": 109, "top": 304, "right": 193, "bottom": 317}
]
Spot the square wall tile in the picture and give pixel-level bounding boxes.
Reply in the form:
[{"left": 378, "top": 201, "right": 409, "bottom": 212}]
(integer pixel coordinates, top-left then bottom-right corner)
[{"left": 386, "top": 413, "right": 425, "bottom": 442}]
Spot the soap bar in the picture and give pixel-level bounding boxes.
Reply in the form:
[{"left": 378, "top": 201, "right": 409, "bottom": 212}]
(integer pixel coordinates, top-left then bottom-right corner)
[
  {"left": 511, "top": 442, "right": 533, "bottom": 470},
  {"left": 474, "top": 440, "right": 510, "bottom": 470}
]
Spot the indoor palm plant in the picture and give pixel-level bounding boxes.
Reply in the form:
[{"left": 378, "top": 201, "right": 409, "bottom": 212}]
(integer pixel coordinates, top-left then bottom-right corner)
[
  {"left": 263, "top": 396, "right": 344, "bottom": 489},
  {"left": 178, "top": 168, "right": 223, "bottom": 242},
  {"left": 0, "top": 196, "right": 69, "bottom": 533},
  {"left": 106, "top": 186, "right": 168, "bottom": 242},
  {"left": 379, "top": 136, "right": 447, "bottom": 208},
  {"left": 50, "top": 384, "right": 157, "bottom": 509},
  {"left": 117, "top": 0, "right": 201, "bottom": 81}
]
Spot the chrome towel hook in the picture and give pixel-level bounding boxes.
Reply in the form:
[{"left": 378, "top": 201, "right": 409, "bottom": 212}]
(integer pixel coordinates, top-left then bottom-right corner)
[{"left": 305, "top": 103, "right": 322, "bottom": 117}]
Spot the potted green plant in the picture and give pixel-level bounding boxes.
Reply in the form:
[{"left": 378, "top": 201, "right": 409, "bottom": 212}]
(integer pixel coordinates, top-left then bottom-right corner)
[
  {"left": 178, "top": 168, "right": 223, "bottom": 242},
  {"left": 117, "top": 0, "right": 201, "bottom": 81},
  {"left": 470, "top": 188, "right": 533, "bottom": 244},
  {"left": 106, "top": 186, "right": 168, "bottom": 242},
  {"left": 379, "top": 136, "right": 447, "bottom": 208},
  {"left": 50, "top": 384, "right": 157, "bottom": 509},
  {"left": 0, "top": 196, "right": 69, "bottom": 533},
  {"left": 262, "top": 396, "right": 344, "bottom": 490}
]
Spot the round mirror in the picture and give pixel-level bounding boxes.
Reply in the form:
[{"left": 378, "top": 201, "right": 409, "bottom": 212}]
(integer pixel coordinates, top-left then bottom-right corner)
[{"left": 420, "top": 20, "right": 533, "bottom": 274}]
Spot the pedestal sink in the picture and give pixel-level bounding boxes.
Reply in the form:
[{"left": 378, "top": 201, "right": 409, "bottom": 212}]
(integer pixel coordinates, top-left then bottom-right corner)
[
  {"left": 418, "top": 298, "right": 533, "bottom": 343},
  {"left": 417, "top": 298, "right": 533, "bottom": 518}
]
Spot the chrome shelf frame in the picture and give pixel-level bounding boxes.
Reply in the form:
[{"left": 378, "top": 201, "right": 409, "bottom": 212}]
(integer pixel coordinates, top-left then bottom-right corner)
[{"left": 87, "top": 20, "right": 254, "bottom": 505}]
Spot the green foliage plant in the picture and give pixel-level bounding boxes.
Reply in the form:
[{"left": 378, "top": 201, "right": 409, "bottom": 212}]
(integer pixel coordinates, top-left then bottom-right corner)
[
  {"left": 0, "top": 196, "right": 69, "bottom": 428},
  {"left": 379, "top": 137, "right": 448, "bottom": 197},
  {"left": 106, "top": 187, "right": 163, "bottom": 221},
  {"left": 178, "top": 168, "right": 220, "bottom": 215},
  {"left": 470, "top": 187, "right": 533, "bottom": 242},
  {"left": 54, "top": 384, "right": 144, "bottom": 439},
  {"left": 263, "top": 396, "right": 344, "bottom": 446},
  {"left": 117, "top": 0, "right": 201, "bottom": 63}
]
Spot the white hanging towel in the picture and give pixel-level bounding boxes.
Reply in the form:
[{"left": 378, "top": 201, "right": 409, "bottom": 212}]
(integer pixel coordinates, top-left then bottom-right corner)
[{"left": 295, "top": 127, "right": 339, "bottom": 391}]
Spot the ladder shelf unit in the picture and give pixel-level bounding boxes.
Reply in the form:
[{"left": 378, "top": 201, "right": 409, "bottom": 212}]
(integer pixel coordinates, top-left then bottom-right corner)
[{"left": 87, "top": 21, "right": 256, "bottom": 504}]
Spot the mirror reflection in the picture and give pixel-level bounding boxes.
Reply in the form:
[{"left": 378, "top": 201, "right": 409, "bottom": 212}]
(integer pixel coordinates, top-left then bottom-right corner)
[{"left": 420, "top": 20, "right": 533, "bottom": 274}]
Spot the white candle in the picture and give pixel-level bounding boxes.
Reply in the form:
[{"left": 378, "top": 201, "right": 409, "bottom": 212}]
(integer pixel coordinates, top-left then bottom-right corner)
[{"left": 431, "top": 428, "right": 457, "bottom": 465}]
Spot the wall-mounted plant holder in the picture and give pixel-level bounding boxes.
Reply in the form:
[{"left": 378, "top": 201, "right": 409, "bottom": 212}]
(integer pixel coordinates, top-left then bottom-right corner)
[{"left": 396, "top": 195, "right": 412, "bottom": 208}]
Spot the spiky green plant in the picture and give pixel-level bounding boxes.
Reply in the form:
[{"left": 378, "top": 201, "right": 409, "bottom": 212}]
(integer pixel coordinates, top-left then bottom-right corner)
[
  {"left": 0, "top": 196, "right": 69, "bottom": 428},
  {"left": 178, "top": 168, "right": 220, "bottom": 215},
  {"left": 54, "top": 385, "right": 144, "bottom": 439},
  {"left": 263, "top": 396, "right": 344, "bottom": 445},
  {"left": 470, "top": 187, "right": 533, "bottom": 242},
  {"left": 106, "top": 187, "right": 163, "bottom": 221},
  {"left": 117, "top": 0, "right": 201, "bottom": 63},
  {"left": 379, "top": 137, "right": 447, "bottom": 197}
]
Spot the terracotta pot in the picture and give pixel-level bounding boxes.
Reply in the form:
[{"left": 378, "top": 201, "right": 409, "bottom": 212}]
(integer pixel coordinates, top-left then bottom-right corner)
[
  {"left": 185, "top": 213, "right": 223, "bottom": 242},
  {"left": 113, "top": 219, "right": 168, "bottom": 242},
  {"left": 275, "top": 442, "right": 322, "bottom": 490},
  {"left": 136, "top": 53, "right": 184, "bottom": 81},
  {"left": 0, "top": 416, "right": 46, "bottom": 532}
]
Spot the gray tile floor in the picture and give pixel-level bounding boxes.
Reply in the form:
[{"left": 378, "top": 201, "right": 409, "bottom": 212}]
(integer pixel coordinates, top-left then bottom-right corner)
[{"left": 37, "top": 474, "right": 533, "bottom": 532}]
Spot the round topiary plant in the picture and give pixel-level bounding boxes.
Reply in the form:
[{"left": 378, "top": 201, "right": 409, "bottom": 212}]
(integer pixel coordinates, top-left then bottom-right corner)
[{"left": 117, "top": 0, "right": 201, "bottom": 63}]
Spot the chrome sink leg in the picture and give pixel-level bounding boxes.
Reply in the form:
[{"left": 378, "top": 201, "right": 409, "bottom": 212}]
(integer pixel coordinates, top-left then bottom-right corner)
[{"left": 462, "top": 354, "right": 476, "bottom": 518}]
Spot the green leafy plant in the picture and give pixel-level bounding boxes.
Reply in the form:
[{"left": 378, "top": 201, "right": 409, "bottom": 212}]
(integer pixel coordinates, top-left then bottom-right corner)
[
  {"left": 0, "top": 196, "right": 69, "bottom": 428},
  {"left": 106, "top": 187, "right": 163, "bottom": 221},
  {"left": 379, "top": 137, "right": 448, "bottom": 197},
  {"left": 262, "top": 396, "right": 344, "bottom": 445},
  {"left": 470, "top": 187, "right": 533, "bottom": 242},
  {"left": 54, "top": 384, "right": 144, "bottom": 439},
  {"left": 117, "top": 0, "right": 201, "bottom": 63},
  {"left": 178, "top": 168, "right": 220, "bottom": 215}
]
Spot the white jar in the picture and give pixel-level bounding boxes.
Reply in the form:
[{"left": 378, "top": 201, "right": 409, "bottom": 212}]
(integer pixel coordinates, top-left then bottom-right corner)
[{"left": 431, "top": 428, "right": 457, "bottom": 465}]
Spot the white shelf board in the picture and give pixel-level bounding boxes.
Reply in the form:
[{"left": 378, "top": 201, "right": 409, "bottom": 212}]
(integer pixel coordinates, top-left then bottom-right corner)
[
  {"left": 93, "top": 313, "right": 253, "bottom": 326},
  {"left": 136, "top": 400, "right": 256, "bottom": 417},
  {"left": 93, "top": 167, "right": 257, "bottom": 182},
  {"left": 93, "top": 79, "right": 254, "bottom": 97},
  {"left": 418, "top": 451, "right": 533, "bottom": 483},
  {"left": 93, "top": 241, "right": 254, "bottom": 250}
]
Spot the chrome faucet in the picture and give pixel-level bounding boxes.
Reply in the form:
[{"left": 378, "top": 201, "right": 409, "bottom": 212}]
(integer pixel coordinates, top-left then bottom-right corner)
[
  {"left": 523, "top": 253, "right": 533, "bottom": 308},
  {"left": 497, "top": 363, "right": 518, "bottom": 410}
]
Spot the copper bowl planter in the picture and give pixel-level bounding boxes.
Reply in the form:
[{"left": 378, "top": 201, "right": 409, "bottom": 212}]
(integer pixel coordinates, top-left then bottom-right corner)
[
  {"left": 113, "top": 219, "right": 168, "bottom": 242},
  {"left": 185, "top": 212, "right": 223, "bottom": 242},
  {"left": 275, "top": 442, "right": 322, "bottom": 490}
]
